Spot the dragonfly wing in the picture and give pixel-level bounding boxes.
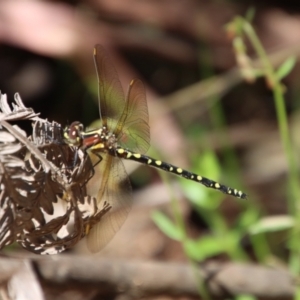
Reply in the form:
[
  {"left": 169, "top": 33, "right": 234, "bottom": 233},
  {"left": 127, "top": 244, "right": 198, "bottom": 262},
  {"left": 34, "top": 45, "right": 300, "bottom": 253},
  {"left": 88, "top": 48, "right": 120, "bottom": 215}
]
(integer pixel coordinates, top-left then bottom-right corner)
[
  {"left": 115, "top": 78, "right": 150, "bottom": 154},
  {"left": 94, "top": 44, "right": 125, "bottom": 130},
  {"left": 86, "top": 155, "right": 131, "bottom": 253}
]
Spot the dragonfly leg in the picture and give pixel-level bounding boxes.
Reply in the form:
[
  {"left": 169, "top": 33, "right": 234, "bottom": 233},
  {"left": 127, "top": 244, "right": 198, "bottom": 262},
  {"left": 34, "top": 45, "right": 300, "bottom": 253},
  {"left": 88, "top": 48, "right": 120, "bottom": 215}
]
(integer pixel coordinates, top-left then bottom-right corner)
[{"left": 90, "top": 149, "right": 103, "bottom": 168}]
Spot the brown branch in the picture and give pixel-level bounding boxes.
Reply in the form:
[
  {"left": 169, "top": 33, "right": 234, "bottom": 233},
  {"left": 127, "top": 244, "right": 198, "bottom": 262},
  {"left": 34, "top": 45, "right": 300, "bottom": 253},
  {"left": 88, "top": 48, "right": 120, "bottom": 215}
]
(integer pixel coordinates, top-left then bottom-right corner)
[{"left": 13, "top": 256, "right": 292, "bottom": 299}]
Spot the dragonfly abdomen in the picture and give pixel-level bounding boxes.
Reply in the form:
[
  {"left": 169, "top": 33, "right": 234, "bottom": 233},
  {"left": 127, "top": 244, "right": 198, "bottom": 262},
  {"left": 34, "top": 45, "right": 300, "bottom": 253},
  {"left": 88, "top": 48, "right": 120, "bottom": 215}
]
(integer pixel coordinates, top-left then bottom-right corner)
[{"left": 115, "top": 147, "right": 247, "bottom": 199}]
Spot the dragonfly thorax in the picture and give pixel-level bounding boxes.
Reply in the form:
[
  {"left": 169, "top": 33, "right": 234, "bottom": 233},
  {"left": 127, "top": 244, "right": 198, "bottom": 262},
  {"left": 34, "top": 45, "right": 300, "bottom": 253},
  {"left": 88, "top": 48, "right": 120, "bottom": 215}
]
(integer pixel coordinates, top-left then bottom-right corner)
[
  {"left": 92, "top": 126, "right": 118, "bottom": 152},
  {"left": 64, "top": 121, "right": 119, "bottom": 152}
]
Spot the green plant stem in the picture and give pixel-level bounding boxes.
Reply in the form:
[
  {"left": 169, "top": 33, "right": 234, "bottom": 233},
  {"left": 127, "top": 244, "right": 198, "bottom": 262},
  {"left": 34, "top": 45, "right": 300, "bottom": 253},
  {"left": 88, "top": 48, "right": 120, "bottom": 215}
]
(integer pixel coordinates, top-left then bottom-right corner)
[{"left": 241, "top": 18, "right": 300, "bottom": 273}]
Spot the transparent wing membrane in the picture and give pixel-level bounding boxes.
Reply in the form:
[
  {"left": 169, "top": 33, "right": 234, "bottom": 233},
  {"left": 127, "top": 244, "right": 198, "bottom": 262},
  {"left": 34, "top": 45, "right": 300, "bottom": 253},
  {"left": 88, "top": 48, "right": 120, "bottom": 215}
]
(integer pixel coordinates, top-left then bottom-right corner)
[
  {"left": 94, "top": 45, "right": 125, "bottom": 131},
  {"left": 94, "top": 46, "right": 150, "bottom": 154},
  {"left": 116, "top": 79, "right": 150, "bottom": 154},
  {"left": 86, "top": 155, "right": 131, "bottom": 252}
]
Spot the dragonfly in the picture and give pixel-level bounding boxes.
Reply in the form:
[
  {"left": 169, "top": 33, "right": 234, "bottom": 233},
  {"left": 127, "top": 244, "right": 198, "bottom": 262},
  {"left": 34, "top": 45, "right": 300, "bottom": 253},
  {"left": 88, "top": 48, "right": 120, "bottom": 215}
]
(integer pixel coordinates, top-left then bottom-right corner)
[{"left": 64, "top": 44, "right": 247, "bottom": 253}]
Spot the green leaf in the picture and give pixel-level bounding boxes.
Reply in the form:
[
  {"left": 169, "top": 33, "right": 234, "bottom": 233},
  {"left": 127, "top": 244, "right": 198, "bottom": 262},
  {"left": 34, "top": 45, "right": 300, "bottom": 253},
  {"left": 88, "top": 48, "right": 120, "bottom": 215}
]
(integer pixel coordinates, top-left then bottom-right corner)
[
  {"left": 182, "top": 180, "right": 221, "bottom": 210},
  {"left": 151, "top": 211, "right": 183, "bottom": 241},
  {"left": 236, "top": 206, "right": 260, "bottom": 230},
  {"left": 184, "top": 233, "right": 238, "bottom": 261},
  {"left": 276, "top": 56, "right": 296, "bottom": 80},
  {"left": 237, "top": 295, "right": 256, "bottom": 300},
  {"left": 197, "top": 150, "right": 221, "bottom": 180},
  {"left": 249, "top": 215, "right": 294, "bottom": 235}
]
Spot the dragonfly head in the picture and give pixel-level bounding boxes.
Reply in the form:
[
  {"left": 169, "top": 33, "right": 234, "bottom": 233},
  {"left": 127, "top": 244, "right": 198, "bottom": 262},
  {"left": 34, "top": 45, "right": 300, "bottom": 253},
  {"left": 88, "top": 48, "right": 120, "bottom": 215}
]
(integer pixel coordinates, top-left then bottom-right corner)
[{"left": 64, "top": 121, "right": 84, "bottom": 147}]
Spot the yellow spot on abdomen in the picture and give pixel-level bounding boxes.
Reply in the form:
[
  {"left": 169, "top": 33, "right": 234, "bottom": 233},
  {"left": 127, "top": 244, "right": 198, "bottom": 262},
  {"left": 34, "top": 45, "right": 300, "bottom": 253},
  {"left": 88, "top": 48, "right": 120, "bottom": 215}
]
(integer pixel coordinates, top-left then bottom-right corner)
[
  {"left": 92, "top": 143, "right": 104, "bottom": 150},
  {"left": 155, "top": 160, "right": 162, "bottom": 166},
  {"left": 117, "top": 148, "right": 125, "bottom": 154},
  {"left": 133, "top": 153, "right": 141, "bottom": 159},
  {"left": 197, "top": 176, "right": 202, "bottom": 181},
  {"left": 147, "top": 159, "right": 152, "bottom": 164},
  {"left": 176, "top": 168, "right": 183, "bottom": 174}
]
